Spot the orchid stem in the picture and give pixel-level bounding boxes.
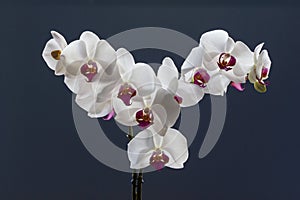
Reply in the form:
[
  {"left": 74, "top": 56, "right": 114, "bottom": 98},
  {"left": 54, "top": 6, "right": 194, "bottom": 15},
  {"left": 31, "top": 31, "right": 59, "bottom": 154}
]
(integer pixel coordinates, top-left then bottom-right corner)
[
  {"left": 137, "top": 169, "right": 143, "bottom": 200},
  {"left": 128, "top": 126, "right": 138, "bottom": 200}
]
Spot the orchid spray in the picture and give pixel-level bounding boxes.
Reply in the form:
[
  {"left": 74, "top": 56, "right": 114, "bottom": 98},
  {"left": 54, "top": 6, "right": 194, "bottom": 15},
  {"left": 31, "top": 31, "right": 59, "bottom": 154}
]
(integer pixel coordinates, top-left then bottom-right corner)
[{"left": 42, "top": 29, "right": 272, "bottom": 199}]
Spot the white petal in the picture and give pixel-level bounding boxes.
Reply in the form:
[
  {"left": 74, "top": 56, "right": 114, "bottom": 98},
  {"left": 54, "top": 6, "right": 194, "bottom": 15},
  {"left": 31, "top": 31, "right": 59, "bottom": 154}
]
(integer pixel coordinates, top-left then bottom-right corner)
[
  {"left": 51, "top": 31, "right": 67, "bottom": 49},
  {"left": 203, "top": 52, "right": 219, "bottom": 71},
  {"left": 130, "top": 63, "right": 157, "bottom": 97},
  {"left": 79, "top": 31, "right": 100, "bottom": 58},
  {"left": 181, "top": 46, "right": 204, "bottom": 74},
  {"left": 127, "top": 129, "right": 155, "bottom": 169},
  {"left": 157, "top": 57, "right": 179, "bottom": 94},
  {"left": 93, "top": 40, "right": 116, "bottom": 70},
  {"left": 151, "top": 104, "right": 168, "bottom": 136},
  {"left": 152, "top": 88, "right": 180, "bottom": 127},
  {"left": 54, "top": 61, "right": 66, "bottom": 75},
  {"left": 64, "top": 74, "right": 85, "bottom": 93},
  {"left": 200, "top": 29, "right": 229, "bottom": 53},
  {"left": 231, "top": 41, "right": 254, "bottom": 76},
  {"left": 74, "top": 79, "right": 104, "bottom": 111},
  {"left": 161, "top": 128, "right": 189, "bottom": 169},
  {"left": 254, "top": 43, "right": 264, "bottom": 62},
  {"left": 116, "top": 48, "right": 135, "bottom": 81},
  {"left": 177, "top": 80, "right": 204, "bottom": 107},
  {"left": 256, "top": 50, "right": 271, "bottom": 79},
  {"left": 225, "top": 37, "right": 235, "bottom": 52},
  {"left": 42, "top": 38, "right": 62, "bottom": 71},
  {"left": 88, "top": 100, "right": 113, "bottom": 118},
  {"left": 113, "top": 97, "right": 142, "bottom": 126},
  {"left": 206, "top": 72, "right": 230, "bottom": 96},
  {"left": 222, "top": 70, "right": 246, "bottom": 83},
  {"left": 61, "top": 40, "right": 87, "bottom": 75}
]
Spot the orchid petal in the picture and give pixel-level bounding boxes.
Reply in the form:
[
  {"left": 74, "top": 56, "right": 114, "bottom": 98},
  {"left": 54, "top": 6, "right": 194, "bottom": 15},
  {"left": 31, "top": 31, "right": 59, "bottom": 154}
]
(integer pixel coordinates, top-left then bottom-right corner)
[
  {"left": 51, "top": 31, "right": 67, "bottom": 49},
  {"left": 225, "top": 37, "right": 235, "bottom": 52},
  {"left": 254, "top": 43, "right": 264, "bottom": 62},
  {"left": 127, "top": 129, "right": 155, "bottom": 169},
  {"left": 94, "top": 40, "right": 116, "bottom": 70},
  {"left": 79, "top": 31, "right": 100, "bottom": 58},
  {"left": 151, "top": 104, "right": 168, "bottom": 136},
  {"left": 113, "top": 97, "right": 142, "bottom": 126},
  {"left": 152, "top": 88, "right": 180, "bottom": 127},
  {"left": 130, "top": 63, "right": 157, "bottom": 97},
  {"left": 61, "top": 40, "right": 87, "bottom": 75},
  {"left": 206, "top": 73, "right": 230, "bottom": 96},
  {"left": 230, "top": 82, "right": 245, "bottom": 91},
  {"left": 181, "top": 46, "right": 204, "bottom": 74},
  {"left": 161, "top": 128, "right": 189, "bottom": 169},
  {"left": 203, "top": 53, "right": 219, "bottom": 71},
  {"left": 177, "top": 79, "right": 204, "bottom": 107},
  {"left": 200, "top": 30, "right": 229, "bottom": 53},
  {"left": 231, "top": 41, "right": 254, "bottom": 76},
  {"left": 157, "top": 57, "right": 179, "bottom": 94},
  {"left": 103, "top": 109, "right": 115, "bottom": 120},
  {"left": 256, "top": 50, "right": 271, "bottom": 79},
  {"left": 116, "top": 48, "right": 135, "bottom": 81}
]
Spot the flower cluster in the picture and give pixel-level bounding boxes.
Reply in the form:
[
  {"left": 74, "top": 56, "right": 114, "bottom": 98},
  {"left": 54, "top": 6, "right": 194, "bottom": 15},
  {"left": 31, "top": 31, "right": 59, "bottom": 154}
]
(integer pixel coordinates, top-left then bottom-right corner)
[{"left": 42, "top": 29, "right": 272, "bottom": 170}]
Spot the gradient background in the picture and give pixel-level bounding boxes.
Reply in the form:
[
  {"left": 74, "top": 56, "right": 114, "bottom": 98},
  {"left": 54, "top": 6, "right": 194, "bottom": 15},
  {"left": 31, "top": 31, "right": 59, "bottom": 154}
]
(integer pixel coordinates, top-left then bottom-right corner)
[{"left": 1, "top": 0, "right": 299, "bottom": 199}]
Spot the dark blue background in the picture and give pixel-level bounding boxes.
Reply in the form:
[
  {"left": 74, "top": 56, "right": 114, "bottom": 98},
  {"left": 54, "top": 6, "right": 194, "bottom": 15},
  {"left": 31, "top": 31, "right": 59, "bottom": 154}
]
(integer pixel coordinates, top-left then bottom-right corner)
[{"left": 1, "top": 1, "right": 299, "bottom": 199}]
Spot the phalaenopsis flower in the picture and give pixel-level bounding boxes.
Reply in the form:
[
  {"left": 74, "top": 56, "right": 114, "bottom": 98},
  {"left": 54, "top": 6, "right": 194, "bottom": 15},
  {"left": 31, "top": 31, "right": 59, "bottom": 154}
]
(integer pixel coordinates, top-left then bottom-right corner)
[
  {"left": 127, "top": 127, "right": 188, "bottom": 170},
  {"left": 114, "top": 48, "right": 158, "bottom": 106},
  {"left": 248, "top": 43, "right": 272, "bottom": 93},
  {"left": 42, "top": 31, "right": 67, "bottom": 75},
  {"left": 199, "top": 30, "right": 254, "bottom": 95}
]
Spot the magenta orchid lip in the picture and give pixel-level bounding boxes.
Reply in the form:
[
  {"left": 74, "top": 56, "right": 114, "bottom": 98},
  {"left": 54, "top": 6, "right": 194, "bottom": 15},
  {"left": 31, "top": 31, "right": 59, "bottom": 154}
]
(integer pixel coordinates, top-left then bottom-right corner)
[{"left": 217, "top": 53, "right": 236, "bottom": 71}]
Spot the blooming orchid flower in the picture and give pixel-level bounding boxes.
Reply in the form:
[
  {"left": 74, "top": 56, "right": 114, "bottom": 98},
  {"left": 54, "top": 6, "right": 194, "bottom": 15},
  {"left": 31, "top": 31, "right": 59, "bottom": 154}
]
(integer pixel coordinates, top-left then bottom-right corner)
[
  {"left": 61, "top": 31, "right": 117, "bottom": 93},
  {"left": 158, "top": 57, "right": 205, "bottom": 107},
  {"left": 42, "top": 31, "right": 67, "bottom": 75},
  {"left": 199, "top": 30, "right": 254, "bottom": 95},
  {"left": 181, "top": 45, "right": 235, "bottom": 96},
  {"left": 113, "top": 88, "right": 180, "bottom": 134},
  {"left": 127, "top": 127, "right": 188, "bottom": 170},
  {"left": 115, "top": 48, "right": 158, "bottom": 106},
  {"left": 248, "top": 43, "right": 272, "bottom": 93}
]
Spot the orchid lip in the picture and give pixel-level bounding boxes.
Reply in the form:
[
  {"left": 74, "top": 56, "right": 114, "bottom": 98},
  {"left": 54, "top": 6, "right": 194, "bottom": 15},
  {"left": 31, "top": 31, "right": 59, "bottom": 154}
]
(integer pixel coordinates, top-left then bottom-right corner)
[
  {"left": 255, "top": 67, "right": 269, "bottom": 84},
  {"left": 51, "top": 50, "right": 61, "bottom": 60},
  {"left": 174, "top": 95, "right": 183, "bottom": 104},
  {"left": 261, "top": 67, "right": 269, "bottom": 78},
  {"left": 80, "top": 61, "right": 98, "bottom": 82},
  {"left": 117, "top": 83, "right": 137, "bottom": 106},
  {"left": 192, "top": 68, "right": 210, "bottom": 88},
  {"left": 149, "top": 149, "right": 169, "bottom": 170},
  {"left": 217, "top": 53, "right": 236, "bottom": 71},
  {"left": 135, "top": 107, "right": 153, "bottom": 129}
]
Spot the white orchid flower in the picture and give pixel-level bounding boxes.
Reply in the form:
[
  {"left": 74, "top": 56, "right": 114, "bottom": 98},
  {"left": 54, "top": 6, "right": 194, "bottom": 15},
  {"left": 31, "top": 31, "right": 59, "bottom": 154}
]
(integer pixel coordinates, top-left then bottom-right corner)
[
  {"left": 113, "top": 88, "right": 180, "bottom": 134},
  {"left": 181, "top": 45, "right": 235, "bottom": 96},
  {"left": 248, "top": 43, "right": 272, "bottom": 93},
  {"left": 42, "top": 31, "right": 67, "bottom": 75},
  {"left": 198, "top": 30, "right": 254, "bottom": 95},
  {"left": 158, "top": 57, "right": 204, "bottom": 107},
  {"left": 114, "top": 48, "right": 158, "bottom": 106},
  {"left": 127, "top": 127, "right": 188, "bottom": 170},
  {"left": 61, "top": 31, "right": 117, "bottom": 93}
]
